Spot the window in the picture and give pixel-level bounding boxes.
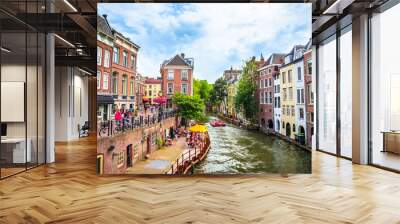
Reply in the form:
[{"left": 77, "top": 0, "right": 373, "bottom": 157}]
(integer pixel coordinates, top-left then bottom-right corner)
[
  {"left": 260, "top": 92, "right": 263, "bottom": 104},
  {"left": 264, "top": 79, "right": 268, "bottom": 87},
  {"left": 293, "top": 124, "right": 296, "bottom": 132},
  {"left": 168, "top": 70, "right": 174, "bottom": 80},
  {"left": 134, "top": 144, "right": 139, "bottom": 158},
  {"left": 103, "top": 73, "right": 109, "bottom": 90},
  {"left": 297, "top": 89, "right": 304, "bottom": 104},
  {"left": 283, "top": 88, "right": 287, "bottom": 100},
  {"left": 181, "top": 83, "right": 188, "bottom": 94},
  {"left": 287, "top": 107, "right": 290, "bottom": 115},
  {"left": 104, "top": 50, "right": 110, "bottom": 68},
  {"left": 282, "top": 106, "right": 285, "bottom": 115},
  {"left": 282, "top": 72, "right": 286, "bottom": 83},
  {"left": 288, "top": 70, "right": 292, "bottom": 83},
  {"left": 113, "top": 47, "right": 119, "bottom": 64},
  {"left": 299, "top": 108, "right": 304, "bottom": 119},
  {"left": 264, "top": 91, "right": 268, "bottom": 104},
  {"left": 123, "top": 51, "right": 128, "bottom": 67},
  {"left": 167, "top": 83, "right": 173, "bottom": 94},
  {"left": 297, "top": 67, "right": 302, "bottom": 81},
  {"left": 291, "top": 106, "right": 295, "bottom": 116},
  {"left": 131, "top": 55, "right": 136, "bottom": 69},
  {"left": 97, "top": 71, "right": 101, "bottom": 89},
  {"left": 181, "top": 70, "right": 188, "bottom": 81},
  {"left": 130, "top": 79, "right": 134, "bottom": 96},
  {"left": 122, "top": 76, "right": 128, "bottom": 95},
  {"left": 307, "top": 61, "right": 312, "bottom": 75},
  {"left": 288, "top": 87, "right": 293, "bottom": 100},
  {"left": 318, "top": 35, "right": 337, "bottom": 154},
  {"left": 97, "top": 46, "right": 102, "bottom": 65},
  {"left": 112, "top": 74, "right": 118, "bottom": 95},
  {"left": 269, "top": 78, "right": 272, "bottom": 87},
  {"left": 117, "top": 151, "right": 124, "bottom": 168}
]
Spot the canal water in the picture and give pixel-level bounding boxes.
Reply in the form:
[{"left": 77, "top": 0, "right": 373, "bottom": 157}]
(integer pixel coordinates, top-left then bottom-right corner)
[{"left": 194, "top": 116, "right": 311, "bottom": 174}]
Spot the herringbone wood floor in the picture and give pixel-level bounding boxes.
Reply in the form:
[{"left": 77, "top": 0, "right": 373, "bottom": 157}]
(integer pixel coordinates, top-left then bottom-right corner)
[{"left": 1, "top": 136, "right": 400, "bottom": 224}]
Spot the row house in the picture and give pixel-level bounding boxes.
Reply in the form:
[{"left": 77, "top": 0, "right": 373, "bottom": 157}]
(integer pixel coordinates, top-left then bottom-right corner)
[
  {"left": 294, "top": 46, "right": 306, "bottom": 144},
  {"left": 160, "top": 53, "right": 194, "bottom": 108},
  {"left": 280, "top": 46, "right": 298, "bottom": 139},
  {"left": 256, "top": 53, "right": 285, "bottom": 129},
  {"left": 280, "top": 45, "right": 306, "bottom": 141},
  {"left": 303, "top": 40, "right": 313, "bottom": 147},
  {"left": 135, "top": 73, "right": 146, "bottom": 111},
  {"left": 144, "top": 77, "right": 162, "bottom": 105},
  {"left": 97, "top": 14, "right": 114, "bottom": 121},
  {"left": 222, "top": 67, "right": 242, "bottom": 117},
  {"left": 111, "top": 29, "right": 140, "bottom": 112}
]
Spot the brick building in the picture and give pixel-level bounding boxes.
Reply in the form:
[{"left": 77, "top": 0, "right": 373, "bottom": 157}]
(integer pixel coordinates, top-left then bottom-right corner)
[
  {"left": 111, "top": 30, "right": 140, "bottom": 112},
  {"left": 97, "top": 15, "right": 114, "bottom": 121},
  {"left": 256, "top": 53, "right": 285, "bottom": 129},
  {"left": 303, "top": 40, "right": 313, "bottom": 147},
  {"left": 160, "top": 53, "right": 194, "bottom": 108}
]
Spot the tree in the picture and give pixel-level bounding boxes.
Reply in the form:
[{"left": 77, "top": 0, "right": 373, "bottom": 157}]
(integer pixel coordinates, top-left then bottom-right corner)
[
  {"left": 235, "top": 57, "right": 258, "bottom": 122},
  {"left": 193, "top": 79, "right": 212, "bottom": 103},
  {"left": 209, "top": 77, "right": 227, "bottom": 106},
  {"left": 172, "top": 93, "right": 205, "bottom": 126}
]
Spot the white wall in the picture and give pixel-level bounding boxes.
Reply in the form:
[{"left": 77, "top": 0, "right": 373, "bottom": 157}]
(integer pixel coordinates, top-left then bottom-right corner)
[{"left": 54, "top": 67, "right": 89, "bottom": 141}]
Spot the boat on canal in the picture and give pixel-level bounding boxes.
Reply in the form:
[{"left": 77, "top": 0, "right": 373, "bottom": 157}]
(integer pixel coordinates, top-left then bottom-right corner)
[{"left": 210, "top": 120, "right": 226, "bottom": 127}]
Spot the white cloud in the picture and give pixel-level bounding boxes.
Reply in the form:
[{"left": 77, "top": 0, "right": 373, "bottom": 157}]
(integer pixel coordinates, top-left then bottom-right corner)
[{"left": 98, "top": 3, "right": 311, "bottom": 82}]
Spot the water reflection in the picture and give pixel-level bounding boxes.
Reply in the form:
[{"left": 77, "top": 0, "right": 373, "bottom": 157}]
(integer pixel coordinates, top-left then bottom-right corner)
[{"left": 194, "top": 116, "right": 311, "bottom": 174}]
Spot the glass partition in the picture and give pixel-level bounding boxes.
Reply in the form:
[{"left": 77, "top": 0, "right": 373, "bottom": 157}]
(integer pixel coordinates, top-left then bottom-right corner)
[
  {"left": 317, "top": 35, "right": 337, "bottom": 154},
  {"left": 0, "top": 1, "right": 46, "bottom": 179},
  {"left": 339, "top": 26, "right": 352, "bottom": 158},
  {"left": 370, "top": 3, "right": 400, "bottom": 171}
]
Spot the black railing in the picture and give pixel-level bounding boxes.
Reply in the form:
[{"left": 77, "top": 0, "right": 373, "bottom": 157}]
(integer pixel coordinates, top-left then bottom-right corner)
[{"left": 98, "top": 110, "right": 177, "bottom": 137}]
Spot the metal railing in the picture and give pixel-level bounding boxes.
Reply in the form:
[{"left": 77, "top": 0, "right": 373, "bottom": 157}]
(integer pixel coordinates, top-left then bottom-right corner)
[
  {"left": 165, "top": 136, "right": 210, "bottom": 175},
  {"left": 98, "top": 110, "right": 176, "bottom": 137}
]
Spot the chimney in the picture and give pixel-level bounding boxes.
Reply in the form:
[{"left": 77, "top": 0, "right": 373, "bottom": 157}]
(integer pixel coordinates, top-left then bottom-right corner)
[
  {"left": 103, "top": 14, "right": 107, "bottom": 19},
  {"left": 180, "top": 53, "right": 185, "bottom": 58}
]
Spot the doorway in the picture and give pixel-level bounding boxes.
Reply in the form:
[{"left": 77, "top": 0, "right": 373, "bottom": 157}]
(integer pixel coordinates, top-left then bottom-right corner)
[{"left": 127, "top": 144, "right": 132, "bottom": 167}]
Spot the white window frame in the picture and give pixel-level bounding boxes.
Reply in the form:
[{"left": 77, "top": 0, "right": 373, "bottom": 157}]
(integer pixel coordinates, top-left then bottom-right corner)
[
  {"left": 168, "top": 70, "right": 174, "bottom": 80},
  {"left": 97, "top": 71, "right": 101, "bottom": 89},
  {"left": 181, "top": 83, "right": 188, "bottom": 94},
  {"left": 103, "top": 73, "right": 109, "bottom": 90},
  {"left": 167, "top": 83, "right": 174, "bottom": 94},
  {"left": 181, "top": 70, "right": 188, "bottom": 81},
  {"left": 97, "top": 46, "right": 102, "bottom": 66},
  {"left": 104, "top": 49, "right": 110, "bottom": 68}
]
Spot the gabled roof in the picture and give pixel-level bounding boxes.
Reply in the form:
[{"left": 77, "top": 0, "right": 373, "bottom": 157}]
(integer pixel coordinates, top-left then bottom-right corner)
[
  {"left": 162, "top": 54, "right": 192, "bottom": 67},
  {"left": 285, "top": 45, "right": 305, "bottom": 57},
  {"left": 112, "top": 29, "right": 140, "bottom": 50},
  {"left": 97, "top": 14, "right": 113, "bottom": 37},
  {"left": 261, "top": 53, "right": 286, "bottom": 67}
]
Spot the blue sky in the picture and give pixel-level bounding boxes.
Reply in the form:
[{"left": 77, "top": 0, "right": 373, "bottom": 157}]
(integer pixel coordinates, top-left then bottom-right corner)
[{"left": 98, "top": 3, "right": 311, "bottom": 83}]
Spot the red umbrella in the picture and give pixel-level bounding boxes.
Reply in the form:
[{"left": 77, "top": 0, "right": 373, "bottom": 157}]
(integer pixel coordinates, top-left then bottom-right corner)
[{"left": 153, "top": 96, "right": 167, "bottom": 105}]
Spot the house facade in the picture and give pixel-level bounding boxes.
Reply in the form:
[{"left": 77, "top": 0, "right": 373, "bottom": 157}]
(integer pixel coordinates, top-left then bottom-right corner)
[
  {"left": 144, "top": 77, "right": 162, "bottom": 105},
  {"left": 294, "top": 46, "right": 306, "bottom": 143},
  {"left": 97, "top": 14, "right": 114, "bottom": 121},
  {"left": 160, "top": 53, "right": 194, "bottom": 108},
  {"left": 257, "top": 54, "right": 285, "bottom": 129},
  {"left": 303, "top": 40, "right": 313, "bottom": 147},
  {"left": 111, "top": 30, "right": 139, "bottom": 112}
]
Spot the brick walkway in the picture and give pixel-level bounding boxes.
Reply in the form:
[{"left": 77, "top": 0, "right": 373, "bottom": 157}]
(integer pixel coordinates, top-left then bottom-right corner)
[{"left": 126, "top": 137, "right": 188, "bottom": 174}]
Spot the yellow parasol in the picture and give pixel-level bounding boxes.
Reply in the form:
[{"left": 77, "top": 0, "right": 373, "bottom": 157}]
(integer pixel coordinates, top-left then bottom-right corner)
[{"left": 189, "top": 124, "right": 208, "bottom": 133}]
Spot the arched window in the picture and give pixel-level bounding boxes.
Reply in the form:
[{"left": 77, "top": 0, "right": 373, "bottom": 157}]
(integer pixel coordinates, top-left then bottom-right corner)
[
  {"left": 122, "top": 75, "right": 128, "bottom": 96},
  {"left": 112, "top": 73, "right": 118, "bottom": 95}
]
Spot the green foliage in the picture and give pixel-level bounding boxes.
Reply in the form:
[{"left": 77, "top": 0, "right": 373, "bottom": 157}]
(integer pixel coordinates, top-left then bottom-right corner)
[
  {"left": 194, "top": 79, "right": 212, "bottom": 103},
  {"left": 172, "top": 93, "right": 205, "bottom": 123},
  {"left": 156, "top": 138, "right": 164, "bottom": 149},
  {"left": 195, "top": 114, "right": 209, "bottom": 124},
  {"left": 209, "top": 77, "right": 227, "bottom": 106},
  {"left": 235, "top": 57, "right": 258, "bottom": 122}
]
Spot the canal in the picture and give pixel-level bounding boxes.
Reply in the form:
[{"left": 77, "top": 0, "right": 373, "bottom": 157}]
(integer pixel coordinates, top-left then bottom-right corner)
[{"left": 194, "top": 116, "right": 311, "bottom": 174}]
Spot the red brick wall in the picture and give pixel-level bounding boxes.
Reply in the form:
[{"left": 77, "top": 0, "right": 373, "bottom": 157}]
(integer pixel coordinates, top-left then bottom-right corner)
[
  {"left": 97, "top": 117, "right": 177, "bottom": 174},
  {"left": 161, "top": 67, "right": 193, "bottom": 97},
  {"left": 256, "top": 66, "right": 277, "bottom": 128},
  {"left": 112, "top": 43, "right": 136, "bottom": 96}
]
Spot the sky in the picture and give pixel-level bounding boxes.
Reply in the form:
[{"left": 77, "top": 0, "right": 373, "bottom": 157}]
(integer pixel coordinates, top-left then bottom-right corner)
[{"left": 98, "top": 3, "right": 311, "bottom": 83}]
